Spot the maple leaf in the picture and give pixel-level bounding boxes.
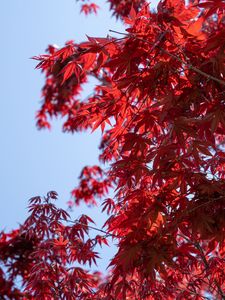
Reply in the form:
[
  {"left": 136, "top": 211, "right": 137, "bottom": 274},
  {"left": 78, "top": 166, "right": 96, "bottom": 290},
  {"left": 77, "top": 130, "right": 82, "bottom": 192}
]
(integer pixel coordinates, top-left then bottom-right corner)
[
  {"left": 60, "top": 61, "right": 82, "bottom": 84},
  {"left": 53, "top": 235, "right": 68, "bottom": 247},
  {"left": 80, "top": 3, "right": 99, "bottom": 15}
]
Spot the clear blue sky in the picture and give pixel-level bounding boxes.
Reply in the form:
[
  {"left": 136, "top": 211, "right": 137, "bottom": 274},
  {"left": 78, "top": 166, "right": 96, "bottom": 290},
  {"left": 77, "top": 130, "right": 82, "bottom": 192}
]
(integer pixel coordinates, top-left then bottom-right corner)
[{"left": 0, "top": 0, "right": 158, "bottom": 272}]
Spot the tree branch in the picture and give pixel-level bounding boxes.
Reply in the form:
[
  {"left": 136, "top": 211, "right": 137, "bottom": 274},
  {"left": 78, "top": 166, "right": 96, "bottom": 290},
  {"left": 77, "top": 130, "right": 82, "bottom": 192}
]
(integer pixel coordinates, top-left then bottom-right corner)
[{"left": 109, "top": 29, "right": 225, "bottom": 86}]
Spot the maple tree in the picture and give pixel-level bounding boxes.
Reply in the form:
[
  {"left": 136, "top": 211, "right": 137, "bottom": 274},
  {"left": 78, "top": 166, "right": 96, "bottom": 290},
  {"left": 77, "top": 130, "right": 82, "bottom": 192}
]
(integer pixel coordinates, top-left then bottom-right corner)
[{"left": 1, "top": 0, "right": 225, "bottom": 299}]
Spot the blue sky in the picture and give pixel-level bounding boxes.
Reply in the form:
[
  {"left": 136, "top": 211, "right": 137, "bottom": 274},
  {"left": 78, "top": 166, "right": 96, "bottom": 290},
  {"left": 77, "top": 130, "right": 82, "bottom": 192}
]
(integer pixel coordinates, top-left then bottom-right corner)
[{"left": 0, "top": 0, "right": 158, "bottom": 272}]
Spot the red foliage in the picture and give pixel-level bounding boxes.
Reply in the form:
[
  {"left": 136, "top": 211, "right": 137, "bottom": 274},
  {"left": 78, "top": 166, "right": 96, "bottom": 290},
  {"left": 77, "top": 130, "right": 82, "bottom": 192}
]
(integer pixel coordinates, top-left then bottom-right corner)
[
  {"left": 70, "top": 166, "right": 112, "bottom": 206},
  {"left": 0, "top": 193, "right": 105, "bottom": 299},
  {"left": 80, "top": 3, "right": 99, "bottom": 15},
  {"left": 1, "top": 0, "right": 225, "bottom": 299}
]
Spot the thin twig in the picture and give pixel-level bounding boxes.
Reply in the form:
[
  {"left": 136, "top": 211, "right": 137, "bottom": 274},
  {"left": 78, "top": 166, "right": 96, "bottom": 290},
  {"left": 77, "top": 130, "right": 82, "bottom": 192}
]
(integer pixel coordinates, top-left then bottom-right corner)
[{"left": 60, "top": 218, "right": 121, "bottom": 239}]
